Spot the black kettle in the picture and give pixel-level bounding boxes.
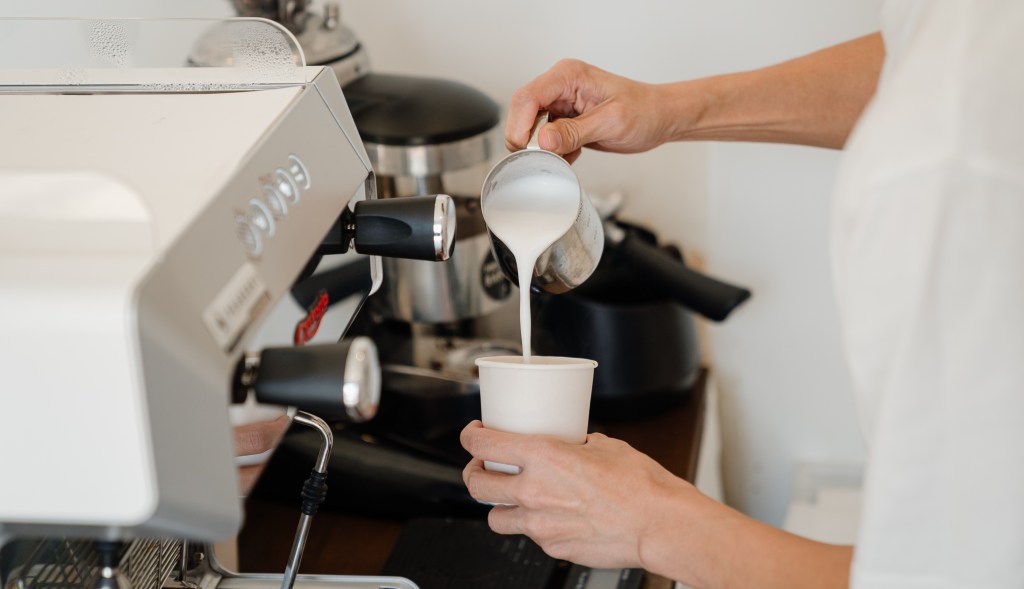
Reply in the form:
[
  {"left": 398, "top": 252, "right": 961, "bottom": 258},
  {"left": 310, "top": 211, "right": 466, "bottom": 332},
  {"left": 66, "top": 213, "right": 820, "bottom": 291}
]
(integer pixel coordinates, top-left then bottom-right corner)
[{"left": 532, "top": 221, "right": 751, "bottom": 419}]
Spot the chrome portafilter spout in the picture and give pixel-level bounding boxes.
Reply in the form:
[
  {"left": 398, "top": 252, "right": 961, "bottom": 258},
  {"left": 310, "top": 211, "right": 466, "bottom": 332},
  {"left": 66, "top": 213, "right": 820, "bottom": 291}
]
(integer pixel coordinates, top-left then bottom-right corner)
[{"left": 92, "top": 541, "right": 130, "bottom": 589}]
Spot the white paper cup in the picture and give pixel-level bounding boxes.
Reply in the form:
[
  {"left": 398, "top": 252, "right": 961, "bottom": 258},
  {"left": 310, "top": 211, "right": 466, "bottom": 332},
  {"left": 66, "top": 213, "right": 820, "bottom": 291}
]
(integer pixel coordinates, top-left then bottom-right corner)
[{"left": 475, "top": 355, "right": 598, "bottom": 474}]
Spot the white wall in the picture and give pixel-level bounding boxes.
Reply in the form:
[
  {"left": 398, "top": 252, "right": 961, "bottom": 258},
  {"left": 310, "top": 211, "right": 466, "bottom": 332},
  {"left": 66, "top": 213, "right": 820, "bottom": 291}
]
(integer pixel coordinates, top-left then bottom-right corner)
[{"left": 3, "top": 0, "right": 881, "bottom": 525}]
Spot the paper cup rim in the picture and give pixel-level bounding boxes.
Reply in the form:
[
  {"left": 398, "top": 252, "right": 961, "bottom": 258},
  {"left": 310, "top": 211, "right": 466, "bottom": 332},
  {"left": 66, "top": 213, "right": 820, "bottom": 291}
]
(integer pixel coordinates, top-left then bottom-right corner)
[{"left": 475, "top": 355, "right": 598, "bottom": 370}]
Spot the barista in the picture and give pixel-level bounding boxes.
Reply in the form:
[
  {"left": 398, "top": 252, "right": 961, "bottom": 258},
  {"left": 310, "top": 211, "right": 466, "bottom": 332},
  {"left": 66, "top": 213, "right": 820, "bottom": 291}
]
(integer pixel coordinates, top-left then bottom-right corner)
[{"left": 461, "top": 3, "right": 1024, "bottom": 588}]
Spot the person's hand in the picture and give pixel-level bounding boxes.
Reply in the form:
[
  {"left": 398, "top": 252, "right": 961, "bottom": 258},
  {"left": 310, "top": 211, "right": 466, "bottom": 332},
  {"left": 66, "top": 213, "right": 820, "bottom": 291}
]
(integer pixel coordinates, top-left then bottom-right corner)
[
  {"left": 460, "top": 420, "right": 703, "bottom": 570},
  {"left": 506, "top": 59, "right": 687, "bottom": 163},
  {"left": 233, "top": 415, "right": 290, "bottom": 495}
]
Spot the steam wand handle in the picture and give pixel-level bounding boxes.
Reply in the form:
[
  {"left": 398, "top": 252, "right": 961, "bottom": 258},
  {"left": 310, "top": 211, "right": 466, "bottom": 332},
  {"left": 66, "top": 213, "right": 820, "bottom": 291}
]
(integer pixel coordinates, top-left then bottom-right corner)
[
  {"left": 316, "top": 194, "right": 457, "bottom": 261},
  {"left": 280, "top": 411, "right": 333, "bottom": 589}
]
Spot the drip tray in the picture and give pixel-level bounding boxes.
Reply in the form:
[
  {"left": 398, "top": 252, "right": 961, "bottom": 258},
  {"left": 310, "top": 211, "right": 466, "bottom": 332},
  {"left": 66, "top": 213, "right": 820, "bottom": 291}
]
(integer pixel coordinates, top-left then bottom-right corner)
[{"left": 217, "top": 573, "right": 419, "bottom": 589}]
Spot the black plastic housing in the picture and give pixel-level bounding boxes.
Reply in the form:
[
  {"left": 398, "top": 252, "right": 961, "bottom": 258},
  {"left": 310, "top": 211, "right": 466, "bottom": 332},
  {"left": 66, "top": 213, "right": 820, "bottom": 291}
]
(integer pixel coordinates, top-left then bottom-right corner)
[{"left": 353, "top": 196, "right": 452, "bottom": 260}]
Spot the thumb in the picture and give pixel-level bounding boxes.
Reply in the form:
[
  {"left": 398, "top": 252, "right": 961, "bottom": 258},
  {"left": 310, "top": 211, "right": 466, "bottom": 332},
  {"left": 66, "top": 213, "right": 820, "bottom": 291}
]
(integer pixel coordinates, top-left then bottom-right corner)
[{"left": 538, "top": 113, "right": 603, "bottom": 155}]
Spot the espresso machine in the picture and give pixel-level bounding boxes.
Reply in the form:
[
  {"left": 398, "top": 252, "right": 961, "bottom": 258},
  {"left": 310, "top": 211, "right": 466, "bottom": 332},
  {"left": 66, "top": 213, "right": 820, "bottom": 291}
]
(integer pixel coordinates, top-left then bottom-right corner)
[{"left": 0, "top": 16, "right": 463, "bottom": 589}]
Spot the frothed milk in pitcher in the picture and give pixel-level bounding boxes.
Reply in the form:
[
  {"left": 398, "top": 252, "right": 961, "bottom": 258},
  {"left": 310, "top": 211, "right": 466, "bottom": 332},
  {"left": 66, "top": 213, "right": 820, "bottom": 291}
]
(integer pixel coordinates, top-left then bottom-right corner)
[{"left": 481, "top": 174, "right": 579, "bottom": 359}]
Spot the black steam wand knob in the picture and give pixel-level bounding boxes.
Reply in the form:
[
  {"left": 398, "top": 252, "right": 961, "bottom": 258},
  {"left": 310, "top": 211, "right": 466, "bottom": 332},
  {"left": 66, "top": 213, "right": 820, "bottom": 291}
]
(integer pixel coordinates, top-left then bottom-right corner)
[
  {"left": 232, "top": 337, "right": 380, "bottom": 422},
  {"left": 317, "top": 194, "right": 457, "bottom": 261}
]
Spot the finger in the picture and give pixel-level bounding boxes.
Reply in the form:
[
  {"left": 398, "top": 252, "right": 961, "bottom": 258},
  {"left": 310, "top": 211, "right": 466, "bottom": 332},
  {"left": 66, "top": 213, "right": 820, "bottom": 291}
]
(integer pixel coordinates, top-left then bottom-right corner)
[
  {"left": 505, "top": 60, "right": 588, "bottom": 150},
  {"left": 459, "top": 420, "right": 484, "bottom": 454},
  {"left": 505, "top": 87, "right": 555, "bottom": 150},
  {"left": 540, "top": 108, "right": 614, "bottom": 155},
  {"left": 463, "top": 460, "right": 520, "bottom": 505},
  {"left": 233, "top": 415, "right": 289, "bottom": 456},
  {"left": 460, "top": 421, "right": 534, "bottom": 466},
  {"left": 487, "top": 504, "right": 524, "bottom": 535},
  {"left": 462, "top": 456, "right": 485, "bottom": 486}
]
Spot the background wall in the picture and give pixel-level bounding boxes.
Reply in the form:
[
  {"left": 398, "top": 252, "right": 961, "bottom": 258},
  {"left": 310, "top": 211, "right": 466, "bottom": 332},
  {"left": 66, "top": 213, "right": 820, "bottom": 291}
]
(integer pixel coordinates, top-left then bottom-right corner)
[{"left": 2, "top": 0, "right": 881, "bottom": 525}]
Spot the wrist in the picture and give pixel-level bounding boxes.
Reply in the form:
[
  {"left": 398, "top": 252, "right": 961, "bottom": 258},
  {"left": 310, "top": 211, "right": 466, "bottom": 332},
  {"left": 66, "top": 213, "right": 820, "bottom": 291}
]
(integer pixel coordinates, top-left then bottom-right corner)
[
  {"left": 635, "top": 479, "right": 724, "bottom": 586},
  {"left": 658, "top": 77, "right": 719, "bottom": 143}
]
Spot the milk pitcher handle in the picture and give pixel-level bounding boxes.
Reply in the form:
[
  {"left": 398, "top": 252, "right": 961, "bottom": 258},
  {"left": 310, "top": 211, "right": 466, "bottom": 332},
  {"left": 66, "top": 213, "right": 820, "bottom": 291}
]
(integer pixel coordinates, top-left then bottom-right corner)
[{"left": 526, "top": 111, "right": 550, "bottom": 150}]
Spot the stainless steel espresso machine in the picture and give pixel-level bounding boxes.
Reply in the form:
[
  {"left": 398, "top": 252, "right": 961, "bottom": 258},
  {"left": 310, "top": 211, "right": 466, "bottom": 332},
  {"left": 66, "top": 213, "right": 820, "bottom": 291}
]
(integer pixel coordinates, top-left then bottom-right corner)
[{"left": 0, "top": 17, "right": 462, "bottom": 589}]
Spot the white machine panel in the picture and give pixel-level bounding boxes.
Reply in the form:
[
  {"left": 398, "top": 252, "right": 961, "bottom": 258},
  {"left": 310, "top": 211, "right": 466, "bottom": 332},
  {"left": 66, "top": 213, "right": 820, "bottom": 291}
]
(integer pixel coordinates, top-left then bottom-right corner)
[
  {"left": 0, "top": 172, "right": 156, "bottom": 526},
  {"left": 0, "top": 63, "right": 378, "bottom": 540}
]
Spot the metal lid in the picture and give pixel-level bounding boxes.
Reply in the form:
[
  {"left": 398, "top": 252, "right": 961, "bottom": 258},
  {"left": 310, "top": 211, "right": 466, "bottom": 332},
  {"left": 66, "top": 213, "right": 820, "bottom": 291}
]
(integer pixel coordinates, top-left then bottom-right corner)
[
  {"left": 294, "top": 10, "right": 361, "bottom": 65},
  {"left": 345, "top": 73, "right": 500, "bottom": 146}
]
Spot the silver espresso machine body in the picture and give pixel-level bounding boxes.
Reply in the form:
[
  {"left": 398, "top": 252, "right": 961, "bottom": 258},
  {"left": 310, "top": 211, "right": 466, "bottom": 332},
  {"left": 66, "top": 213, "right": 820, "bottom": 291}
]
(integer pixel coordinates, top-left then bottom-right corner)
[{"left": 0, "top": 17, "right": 436, "bottom": 589}]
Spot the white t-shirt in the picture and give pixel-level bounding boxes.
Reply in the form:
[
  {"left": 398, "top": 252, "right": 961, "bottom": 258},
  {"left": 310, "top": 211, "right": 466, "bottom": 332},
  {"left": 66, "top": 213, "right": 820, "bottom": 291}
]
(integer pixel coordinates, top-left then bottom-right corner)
[{"left": 832, "top": 1, "right": 1024, "bottom": 587}]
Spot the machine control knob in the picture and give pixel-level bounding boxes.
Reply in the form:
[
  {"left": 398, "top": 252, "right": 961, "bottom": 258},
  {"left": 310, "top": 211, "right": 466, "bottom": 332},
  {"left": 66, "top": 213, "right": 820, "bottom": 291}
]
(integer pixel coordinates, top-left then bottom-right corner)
[
  {"left": 233, "top": 337, "right": 381, "bottom": 422},
  {"left": 274, "top": 168, "right": 301, "bottom": 205},
  {"left": 261, "top": 181, "right": 289, "bottom": 218},
  {"left": 237, "top": 154, "right": 311, "bottom": 259},
  {"left": 350, "top": 194, "right": 456, "bottom": 261},
  {"left": 235, "top": 213, "right": 263, "bottom": 257},
  {"left": 248, "top": 198, "right": 276, "bottom": 237}
]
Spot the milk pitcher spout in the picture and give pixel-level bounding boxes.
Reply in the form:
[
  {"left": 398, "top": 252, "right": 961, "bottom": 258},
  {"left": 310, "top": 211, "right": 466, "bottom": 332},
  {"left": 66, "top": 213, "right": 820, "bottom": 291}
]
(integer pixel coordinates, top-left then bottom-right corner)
[{"left": 480, "top": 112, "right": 605, "bottom": 294}]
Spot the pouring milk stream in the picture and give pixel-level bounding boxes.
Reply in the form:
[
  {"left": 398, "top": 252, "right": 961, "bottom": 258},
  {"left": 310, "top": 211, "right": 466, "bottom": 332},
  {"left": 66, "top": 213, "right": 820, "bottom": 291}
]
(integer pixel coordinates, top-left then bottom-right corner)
[
  {"left": 481, "top": 174, "right": 580, "bottom": 359},
  {"left": 477, "top": 114, "right": 601, "bottom": 474},
  {"left": 481, "top": 111, "right": 604, "bottom": 359}
]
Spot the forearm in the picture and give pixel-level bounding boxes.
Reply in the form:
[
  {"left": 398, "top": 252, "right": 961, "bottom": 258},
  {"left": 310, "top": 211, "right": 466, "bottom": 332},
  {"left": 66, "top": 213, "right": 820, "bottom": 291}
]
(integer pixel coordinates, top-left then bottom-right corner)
[
  {"left": 641, "top": 490, "right": 852, "bottom": 589},
  {"left": 664, "top": 33, "right": 884, "bottom": 149}
]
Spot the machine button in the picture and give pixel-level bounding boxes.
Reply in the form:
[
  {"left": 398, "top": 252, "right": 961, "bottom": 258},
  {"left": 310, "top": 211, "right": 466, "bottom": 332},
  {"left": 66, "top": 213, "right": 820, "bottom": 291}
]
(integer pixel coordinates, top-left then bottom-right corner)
[
  {"left": 288, "top": 154, "right": 311, "bottom": 189},
  {"left": 235, "top": 213, "right": 263, "bottom": 257},
  {"left": 261, "top": 181, "right": 289, "bottom": 218},
  {"left": 275, "top": 169, "right": 300, "bottom": 205},
  {"left": 248, "top": 198, "right": 276, "bottom": 237}
]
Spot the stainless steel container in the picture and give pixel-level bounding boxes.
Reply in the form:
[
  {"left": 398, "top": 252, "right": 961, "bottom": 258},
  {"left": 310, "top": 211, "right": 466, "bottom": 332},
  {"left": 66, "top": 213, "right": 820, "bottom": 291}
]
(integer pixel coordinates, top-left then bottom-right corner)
[{"left": 481, "top": 113, "right": 605, "bottom": 294}]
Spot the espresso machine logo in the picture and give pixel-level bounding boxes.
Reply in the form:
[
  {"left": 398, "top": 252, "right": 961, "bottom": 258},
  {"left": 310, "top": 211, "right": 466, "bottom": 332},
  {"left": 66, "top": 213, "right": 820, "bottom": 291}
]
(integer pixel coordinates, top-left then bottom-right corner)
[
  {"left": 480, "top": 251, "right": 512, "bottom": 300},
  {"left": 294, "top": 290, "right": 330, "bottom": 345}
]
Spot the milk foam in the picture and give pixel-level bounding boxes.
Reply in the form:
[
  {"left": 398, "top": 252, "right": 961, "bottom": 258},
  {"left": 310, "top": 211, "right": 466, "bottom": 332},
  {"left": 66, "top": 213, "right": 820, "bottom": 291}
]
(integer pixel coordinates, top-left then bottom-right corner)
[{"left": 483, "top": 174, "right": 579, "bottom": 360}]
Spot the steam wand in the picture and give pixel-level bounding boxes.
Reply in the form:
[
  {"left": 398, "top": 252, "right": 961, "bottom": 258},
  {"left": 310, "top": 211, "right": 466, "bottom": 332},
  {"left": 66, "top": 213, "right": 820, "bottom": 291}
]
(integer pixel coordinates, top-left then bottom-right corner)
[
  {"left": 280, "top": 411, "right": 333, "bottom": 589},
  {"left": 231, "top": 339, "right": 379, "bottom": 589}
]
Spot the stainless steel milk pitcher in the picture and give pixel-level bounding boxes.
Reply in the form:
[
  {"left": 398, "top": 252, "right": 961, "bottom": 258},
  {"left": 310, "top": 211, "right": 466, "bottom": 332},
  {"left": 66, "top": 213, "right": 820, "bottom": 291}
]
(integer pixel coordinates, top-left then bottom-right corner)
[{"left": 480, "top": 112, "right": 605, "bottom": 294}]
